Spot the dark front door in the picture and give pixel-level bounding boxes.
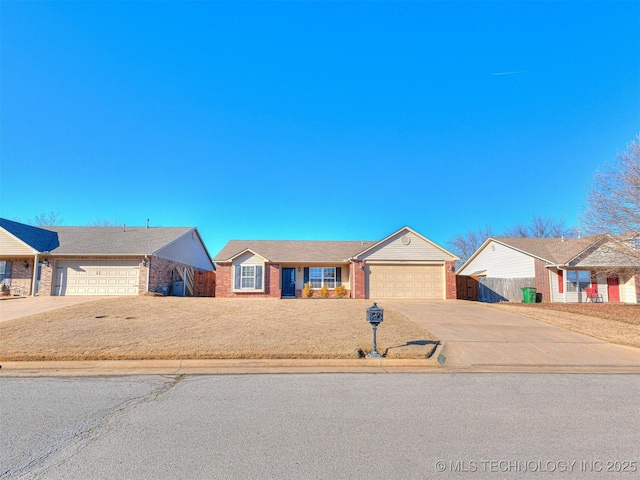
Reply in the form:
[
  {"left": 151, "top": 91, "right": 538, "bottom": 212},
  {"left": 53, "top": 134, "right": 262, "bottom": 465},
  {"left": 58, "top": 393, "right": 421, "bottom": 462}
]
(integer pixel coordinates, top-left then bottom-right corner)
[{"left": 282, "top": 268, "right": 296, "bottom": 297}]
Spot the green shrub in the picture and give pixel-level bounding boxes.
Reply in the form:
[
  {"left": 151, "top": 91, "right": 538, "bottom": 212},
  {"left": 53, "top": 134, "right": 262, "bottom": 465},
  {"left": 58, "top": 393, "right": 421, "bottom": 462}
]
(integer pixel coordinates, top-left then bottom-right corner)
[
  {"left": 334, "top": 285, "right": 347, "bottom": 298},
  {"left": 302, "top": 283, "right": 315, "bottom": 298},
  {"left": 319, "top": 285, "right": 330, "bottom": 298}
]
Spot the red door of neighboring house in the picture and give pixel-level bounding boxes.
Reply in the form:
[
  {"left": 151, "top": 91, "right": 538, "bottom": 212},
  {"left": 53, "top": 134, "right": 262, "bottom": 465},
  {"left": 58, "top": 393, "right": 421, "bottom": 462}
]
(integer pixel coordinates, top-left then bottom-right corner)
[{"left": 607, "top": 274, "right": 620, "bottom": 302}]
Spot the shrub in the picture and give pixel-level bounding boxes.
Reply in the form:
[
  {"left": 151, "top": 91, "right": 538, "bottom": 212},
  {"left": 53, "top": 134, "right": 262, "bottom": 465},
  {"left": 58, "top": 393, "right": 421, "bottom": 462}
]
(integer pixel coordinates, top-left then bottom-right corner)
[
  {"left": 334, "top": 285, "right": 347, "bottom": 298},
  {"left": 302, "top": 283, "right": 315, "bottom": 298},
  {"left": 319, "top": 285, "right": 330, "bottom": 298}
]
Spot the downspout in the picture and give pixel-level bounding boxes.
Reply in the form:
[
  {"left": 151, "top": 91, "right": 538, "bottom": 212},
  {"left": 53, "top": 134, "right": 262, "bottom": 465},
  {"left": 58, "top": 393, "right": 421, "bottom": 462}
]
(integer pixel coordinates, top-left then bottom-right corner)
[
  {"left": 145, "top": 256, "right": 150, "bottom": 293},
  {"left": 31, "top": 253, "right": 39, "bottom": 296},
  {"left": 561, "top": 267, "right": 567, "bottom": 303}
]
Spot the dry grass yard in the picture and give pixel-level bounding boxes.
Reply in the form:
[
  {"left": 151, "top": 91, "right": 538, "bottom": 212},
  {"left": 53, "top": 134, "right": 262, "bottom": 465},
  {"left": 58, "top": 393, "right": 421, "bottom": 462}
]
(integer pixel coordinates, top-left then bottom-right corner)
[
  {"left": 0, "top": 297, "right": 437, "bottom": 361},
  {"left": 491, "top": 302, "right": 640, "bottom": 349}
]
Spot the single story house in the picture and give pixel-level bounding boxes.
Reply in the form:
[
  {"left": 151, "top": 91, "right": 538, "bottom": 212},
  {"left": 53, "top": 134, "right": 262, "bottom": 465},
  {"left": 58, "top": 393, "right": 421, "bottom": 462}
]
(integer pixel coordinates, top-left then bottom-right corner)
[
  {"left": 457, "top": 235, "right": 639, "bottom": 303},
  {"left": 213, "top": 226, "right": 458, "bottom": 300},
  {"left": 0, "top": 218, "right": 215, "bottom": 297}
]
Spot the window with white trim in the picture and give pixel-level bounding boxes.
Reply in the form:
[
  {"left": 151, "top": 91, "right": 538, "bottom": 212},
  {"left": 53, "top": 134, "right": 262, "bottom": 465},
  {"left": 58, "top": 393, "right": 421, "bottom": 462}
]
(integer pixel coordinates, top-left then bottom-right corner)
[
  {"left": 233, "top": 264, "right": 264, "bottom": 291},
  {"left": 308, "top": 267, "right": 337, "bottom": 289},
  {"left": 566, "top": 270, "right": 590, "bottom": 293}
]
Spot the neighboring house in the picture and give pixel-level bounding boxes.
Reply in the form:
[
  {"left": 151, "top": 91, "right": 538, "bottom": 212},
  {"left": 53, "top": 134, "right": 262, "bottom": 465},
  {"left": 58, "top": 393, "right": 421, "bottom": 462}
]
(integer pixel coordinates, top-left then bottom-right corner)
[
  {"left": 0, "top": 218, "right": 215, "bottom": 297},
  {"left": 457, "top": 235, "right": 640, "bottom": 304},
  {"left": 213, "top": 226, "right": 458, "bottom": 300}
]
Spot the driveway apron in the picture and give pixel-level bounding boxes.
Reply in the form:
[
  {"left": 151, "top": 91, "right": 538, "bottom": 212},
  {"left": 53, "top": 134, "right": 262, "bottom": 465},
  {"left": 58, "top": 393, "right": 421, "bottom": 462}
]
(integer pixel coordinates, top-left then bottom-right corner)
[{"left": 382, "top": 300, "right": 640, "bottom": 369}]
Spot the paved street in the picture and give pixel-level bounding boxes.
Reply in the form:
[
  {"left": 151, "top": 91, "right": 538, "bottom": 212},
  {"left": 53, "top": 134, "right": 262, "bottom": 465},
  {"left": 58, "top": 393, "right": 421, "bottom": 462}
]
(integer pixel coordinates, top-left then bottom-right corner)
[
  {"left": 383, "top": 300, "right": 640, "bottom": 368},
  {"left": 2, "top": 374, "right": 639, "bottom": 479}
]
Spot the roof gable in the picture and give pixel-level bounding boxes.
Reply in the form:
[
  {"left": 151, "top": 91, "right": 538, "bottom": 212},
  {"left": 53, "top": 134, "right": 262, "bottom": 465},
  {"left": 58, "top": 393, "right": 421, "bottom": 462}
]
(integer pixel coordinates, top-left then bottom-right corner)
[
  {"left": 354, "top": 226, "right": 459, "bottom": 261},
  {"left": 213, "top": 240, "right": 375, "bottom": 263},
  {"left": 0, "top": 218, "right": 60, "bottom": 253}
]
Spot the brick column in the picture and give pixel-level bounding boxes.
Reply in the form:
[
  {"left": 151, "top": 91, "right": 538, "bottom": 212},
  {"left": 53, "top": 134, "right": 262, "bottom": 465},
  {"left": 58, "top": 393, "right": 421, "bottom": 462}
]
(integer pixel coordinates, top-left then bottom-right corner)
[
  {"left": 351, "top": 261, "right": 366, "bottom": 299},
  {"left": 533, "top": 259, "right": 551, "bottom": 302},
  {"left": 445, "top": 261, "right": 457, "bottom": 299}
]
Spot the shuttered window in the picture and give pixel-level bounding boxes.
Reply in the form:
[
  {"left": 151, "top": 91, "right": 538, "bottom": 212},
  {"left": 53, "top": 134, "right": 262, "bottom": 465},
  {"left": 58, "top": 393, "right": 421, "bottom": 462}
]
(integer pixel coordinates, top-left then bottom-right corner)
[
  {"left": 303, "top": 267, "right": 341, "bottom": 289},
  {"left": 233, "top": 264, "right": 264, "bottom": 291}
]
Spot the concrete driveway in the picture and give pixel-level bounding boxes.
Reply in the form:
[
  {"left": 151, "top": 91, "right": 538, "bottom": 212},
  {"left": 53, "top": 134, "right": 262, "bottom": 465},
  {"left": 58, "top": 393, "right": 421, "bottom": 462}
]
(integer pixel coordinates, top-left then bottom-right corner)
[
  {"left": 383, "top": 300, "right": 640, "bottom": 370},
  {"left": 0, "top": 296, "right": 108, "bottom": 323}
]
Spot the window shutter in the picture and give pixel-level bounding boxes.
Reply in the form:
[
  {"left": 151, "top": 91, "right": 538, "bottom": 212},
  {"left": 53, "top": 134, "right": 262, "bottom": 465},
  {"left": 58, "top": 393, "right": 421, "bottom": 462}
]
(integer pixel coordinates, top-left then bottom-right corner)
[
  {"left": 234, "top": 265, "right": 241, "bottom": 289},
  {"left": 590, "top": 271, "right": 598, "bottom": 291},
  {"left": 255, "top": 265, "right": 263, "bottom": 290},
  {"left": 558, "top": 270, "right": 563, "bottom": 294},
  {"left": 336, "top": 267, "right": 342, "bottom": 286},
  {"left": 303, "top": 267, "right": 309, "bottom": 284}
]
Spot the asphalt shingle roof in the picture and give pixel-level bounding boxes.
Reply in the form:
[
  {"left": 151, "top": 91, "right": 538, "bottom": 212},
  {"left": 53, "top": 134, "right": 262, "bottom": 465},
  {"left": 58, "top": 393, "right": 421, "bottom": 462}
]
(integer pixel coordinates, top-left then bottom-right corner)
[
  {"left": 213, "top": 240, "right": 376, "bottom": 263},
  {"left": 0, "top": 218, "right": 60, "bottom": 252},
  {"left": 40, "top": 226, "right": 193, "bottom": 255},
  {"left": 493, "top": 236, "right": 604, "bottom": 264}
]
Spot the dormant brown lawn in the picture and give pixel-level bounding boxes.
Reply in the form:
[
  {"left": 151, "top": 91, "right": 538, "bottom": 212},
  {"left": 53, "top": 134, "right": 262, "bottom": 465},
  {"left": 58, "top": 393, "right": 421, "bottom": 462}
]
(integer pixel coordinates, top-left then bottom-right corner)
[
  {"left": 490, "top": 303, "right": 640, "bottom": 348},
  {"left": 0, "top": 297, "right": 437, "bottom": 361}
]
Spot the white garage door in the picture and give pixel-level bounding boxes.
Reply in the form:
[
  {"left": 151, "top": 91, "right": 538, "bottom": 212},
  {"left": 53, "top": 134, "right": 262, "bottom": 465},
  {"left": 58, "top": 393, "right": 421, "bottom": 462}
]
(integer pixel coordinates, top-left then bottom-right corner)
[
  {"left": 367, "top": 264, "right": 444, "bottom": 299},
  {"left": 54, "top": 260, "right": 140, "bottom": 296}
]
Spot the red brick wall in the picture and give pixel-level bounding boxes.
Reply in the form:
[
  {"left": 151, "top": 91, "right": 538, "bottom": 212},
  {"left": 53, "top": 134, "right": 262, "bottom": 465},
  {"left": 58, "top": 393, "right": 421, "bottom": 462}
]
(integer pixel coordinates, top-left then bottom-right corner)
[
  {"left": 445, "top": 261, "right": 457, "bottom": 299},
  {"left": 0, "top": 258, "right": 34, "bottom": 296},
  {"left": 39, "top": 260, "right": 54, "bottom": 296},
  {"left": 534, "top": 258, "right": 551, "bottom": 302},
  {"left": 215, "top": 263, "right": 281, "bottom": 298},
  {"left": 351, "top": 261, "right": 366, "bottom": 299},
  {"left": 148, "top": 256, "right": 195, "bottom": 295}
]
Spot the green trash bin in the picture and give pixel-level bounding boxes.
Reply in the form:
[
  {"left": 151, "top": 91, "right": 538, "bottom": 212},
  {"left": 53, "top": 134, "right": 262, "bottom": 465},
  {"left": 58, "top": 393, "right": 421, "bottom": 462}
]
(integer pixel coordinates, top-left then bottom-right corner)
[{"left": 521, "top": 287, "right": 536, "bottom": 303}]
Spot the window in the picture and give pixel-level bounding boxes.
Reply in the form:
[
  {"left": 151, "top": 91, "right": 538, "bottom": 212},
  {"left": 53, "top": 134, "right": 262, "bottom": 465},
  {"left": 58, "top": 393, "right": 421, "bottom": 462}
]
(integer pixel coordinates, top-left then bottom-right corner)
[
  {"left": 241, "top": 266, "right": 255, "bottom": 289},
  {"left": 233, "top": 264, "right": 264, "bottom": 291},
  {"left": 305, "top": 267, "right": 340, "bottom": 289},
  {"left": 0, "top": 261, "right": 11, "bottom": 287},
  {"left": 566, "top": 270, "right": 590, "bottom": 293},
  {"left": 633, "top": 238, "right": 640, "bottom": 251}
]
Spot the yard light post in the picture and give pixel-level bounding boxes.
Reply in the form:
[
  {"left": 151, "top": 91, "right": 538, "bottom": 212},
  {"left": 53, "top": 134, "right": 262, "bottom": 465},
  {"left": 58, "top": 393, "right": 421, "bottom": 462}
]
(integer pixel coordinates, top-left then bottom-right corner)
[{"left": 366, "top": 302, "right": 384, "bottom": 358}]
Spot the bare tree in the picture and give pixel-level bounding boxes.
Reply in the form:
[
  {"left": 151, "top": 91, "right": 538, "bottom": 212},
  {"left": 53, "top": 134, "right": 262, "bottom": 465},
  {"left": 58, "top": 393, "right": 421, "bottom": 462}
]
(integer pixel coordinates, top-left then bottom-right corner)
[
  {"left": 448, "top": 226, "right": 494, "bottom": 266},
  {"left": 30, "top": 211, "right": 64, "bottom": 226},
  {"left": 582, "top": 134, "right": 640, "bottom": 236},
  {"left": 503, "top": 216, "right": 575, "bottom": 238},
  {"left": 89, "top": 219, "right": 120, "bottom": 227}
]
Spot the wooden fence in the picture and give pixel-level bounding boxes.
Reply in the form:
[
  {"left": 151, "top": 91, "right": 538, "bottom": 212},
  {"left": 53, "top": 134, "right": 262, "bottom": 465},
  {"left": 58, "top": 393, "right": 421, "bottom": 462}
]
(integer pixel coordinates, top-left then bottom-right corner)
[
  {"left": 478, "top": 277, "right": 536, "bottom": 303},
  {"left": 194, "top": 269, "right": 216, "bottom": 297}
]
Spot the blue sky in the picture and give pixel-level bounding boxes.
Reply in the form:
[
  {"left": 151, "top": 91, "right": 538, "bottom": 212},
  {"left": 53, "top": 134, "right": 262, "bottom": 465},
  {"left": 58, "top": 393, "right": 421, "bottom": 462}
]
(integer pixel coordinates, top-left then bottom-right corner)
[{"left": 1, "top": 1, "right": 639, "bottom": 256}]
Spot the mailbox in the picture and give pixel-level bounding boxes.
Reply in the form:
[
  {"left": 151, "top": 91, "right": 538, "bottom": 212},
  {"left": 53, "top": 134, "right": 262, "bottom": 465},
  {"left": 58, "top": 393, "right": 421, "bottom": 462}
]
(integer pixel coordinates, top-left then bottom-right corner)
[
  {"left": 365, "top": 302, "right": 384, "bottom": 358},
  {"left": 366, "top": 302, "right": 384, "bottom": 326}
]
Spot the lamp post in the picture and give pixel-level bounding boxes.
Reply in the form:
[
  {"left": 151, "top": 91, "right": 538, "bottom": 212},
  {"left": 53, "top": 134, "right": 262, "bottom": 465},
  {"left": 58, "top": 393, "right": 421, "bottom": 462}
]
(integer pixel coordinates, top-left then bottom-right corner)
[{"left": 366, "top": 302, "right": 384, "bottom": 358}]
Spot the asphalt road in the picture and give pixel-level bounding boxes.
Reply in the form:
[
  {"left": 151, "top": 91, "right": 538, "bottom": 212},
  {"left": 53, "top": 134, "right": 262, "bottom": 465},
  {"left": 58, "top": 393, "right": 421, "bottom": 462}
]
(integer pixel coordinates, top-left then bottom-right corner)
[{"left": 2, "top": 374, "right": 639, "bottom": 479}]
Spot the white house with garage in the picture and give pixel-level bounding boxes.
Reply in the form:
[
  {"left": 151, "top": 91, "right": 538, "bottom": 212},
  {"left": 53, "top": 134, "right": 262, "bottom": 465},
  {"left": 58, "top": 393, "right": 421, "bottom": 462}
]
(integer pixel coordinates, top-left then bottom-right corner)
[
  {"left": 457, "top": 235, "right": 639, "bottom": 303},
  {"left": 0, "top": 218, "right": 214, "bottom": 297}
]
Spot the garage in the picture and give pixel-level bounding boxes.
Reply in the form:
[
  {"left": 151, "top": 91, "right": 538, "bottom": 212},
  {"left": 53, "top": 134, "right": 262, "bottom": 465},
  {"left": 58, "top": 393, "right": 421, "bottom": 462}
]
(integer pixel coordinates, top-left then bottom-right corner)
[
  {"left": 54, "top": 260, "right": 140, "bottom": 296},
  {"left": 366, "top": 264, "right": 444, "bottom": 299}
]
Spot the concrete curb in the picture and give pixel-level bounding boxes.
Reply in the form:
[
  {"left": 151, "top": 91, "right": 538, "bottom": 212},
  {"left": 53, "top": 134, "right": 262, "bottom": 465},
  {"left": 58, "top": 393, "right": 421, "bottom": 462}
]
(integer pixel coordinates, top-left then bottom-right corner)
[{"left": 0, "top": 350, "right": 444, "bottom": 376}]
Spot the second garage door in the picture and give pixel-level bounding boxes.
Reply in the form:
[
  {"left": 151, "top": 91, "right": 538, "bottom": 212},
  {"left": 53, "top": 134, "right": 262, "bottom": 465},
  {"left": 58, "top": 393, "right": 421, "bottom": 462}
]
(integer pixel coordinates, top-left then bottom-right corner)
[
  {"left": 367, "top": 264, "right": 444, "bottom": 299},
  {"left": 54, "top": 260, "right": 140, "bottom": 296}
]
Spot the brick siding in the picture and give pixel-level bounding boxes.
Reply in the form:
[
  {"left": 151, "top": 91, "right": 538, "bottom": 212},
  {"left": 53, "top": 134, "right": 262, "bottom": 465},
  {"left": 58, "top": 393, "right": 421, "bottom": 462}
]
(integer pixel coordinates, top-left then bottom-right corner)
[
  {"left": 445, "top": 261, "right": 457, "bottom": 299},
  {"left": 215, "top": 263, "right": 281, "bottom": 298},
  {"left": 533, "top": 258, "right": 551, "bottom": 302},
  {"left": 0, "top": 258, "right": 34, "bottom": 296},
  {"left": 148, "top": 256, "right": 197, "bottom": 295}
]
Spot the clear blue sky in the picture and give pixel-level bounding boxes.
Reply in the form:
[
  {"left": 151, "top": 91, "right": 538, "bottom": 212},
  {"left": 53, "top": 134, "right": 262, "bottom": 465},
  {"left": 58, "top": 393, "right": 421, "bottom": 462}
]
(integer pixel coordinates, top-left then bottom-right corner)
[{"left": 1, "top": 1, "right": 639, "bottom": 256}]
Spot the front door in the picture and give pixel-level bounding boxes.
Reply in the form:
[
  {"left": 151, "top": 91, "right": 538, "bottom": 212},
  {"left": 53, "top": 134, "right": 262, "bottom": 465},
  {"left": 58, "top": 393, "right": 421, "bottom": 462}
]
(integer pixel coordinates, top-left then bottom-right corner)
[
  {"left": 282, "top": 268, "right": 296, "bottom": 297},
  {"left": 607, "top": 274, "right": 620, "bottom": 302}
]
